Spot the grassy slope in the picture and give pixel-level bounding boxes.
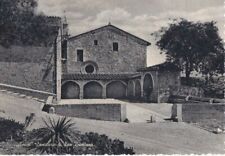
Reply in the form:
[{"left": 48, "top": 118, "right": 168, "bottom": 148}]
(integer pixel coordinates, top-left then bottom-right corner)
[{"left": 0, "top": 92, "right": 224, "bottom": 154}]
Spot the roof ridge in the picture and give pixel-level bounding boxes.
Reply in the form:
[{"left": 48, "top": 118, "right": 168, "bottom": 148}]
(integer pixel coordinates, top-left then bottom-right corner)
[{"left": 69, "top": 24, "right": 150, "bottom": 46}]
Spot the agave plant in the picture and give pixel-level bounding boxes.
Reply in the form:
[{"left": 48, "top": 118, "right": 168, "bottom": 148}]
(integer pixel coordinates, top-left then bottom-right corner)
[{"left": 33, "top": 116, "right": 78, "bottom": 154}]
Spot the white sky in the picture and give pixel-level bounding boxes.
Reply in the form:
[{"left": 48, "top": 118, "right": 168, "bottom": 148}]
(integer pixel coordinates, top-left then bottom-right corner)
[{"left": 37, "top": 0, "right": 224, "bottom": 66}]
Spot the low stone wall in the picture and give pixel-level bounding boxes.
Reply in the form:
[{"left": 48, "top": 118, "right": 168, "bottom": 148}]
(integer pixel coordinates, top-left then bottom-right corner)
[
  {"left": 170, "top": 85, "right": 204, "bottom": 97},
  {"left": 0, "top": 83, "right": 55, "bottom": 100},
  {"left": 53, "top": 103, "right": 126, "bottom": 121},
  {"left": 172, "top": 104, "right": 225, "bottom": 128},
  {"left": 182, "top": 104, "right": 225, "bottom": 123},
  {"left": 169, "top": 94, "right": 225, "bottom": 104}
]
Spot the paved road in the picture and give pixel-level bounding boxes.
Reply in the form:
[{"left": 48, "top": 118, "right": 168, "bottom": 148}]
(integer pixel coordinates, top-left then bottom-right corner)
[{"left": 0, "top": 92, "right": 224, "bottom": 154}]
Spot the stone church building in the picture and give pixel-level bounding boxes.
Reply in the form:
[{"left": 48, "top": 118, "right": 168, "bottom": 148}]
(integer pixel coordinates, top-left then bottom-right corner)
[{"left": 60, "top": 23, "right": 180, "bottom": 102}]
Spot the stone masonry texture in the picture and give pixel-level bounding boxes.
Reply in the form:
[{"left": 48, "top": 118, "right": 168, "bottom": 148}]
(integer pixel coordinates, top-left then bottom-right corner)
[
  {"left": 66, "top": 26, "right": 147, "bottom": 74},
  {"left": 0, "top": 45, "right": 55, "bottom": 92}
]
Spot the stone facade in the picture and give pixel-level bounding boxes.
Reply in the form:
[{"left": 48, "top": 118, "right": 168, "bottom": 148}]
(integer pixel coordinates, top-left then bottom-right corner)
[
  {"left": 60, "top": 24, "right": 181, "bottom": 103},
  {"left": 65, "top": 24, "right": 149, "bottom": 74}
]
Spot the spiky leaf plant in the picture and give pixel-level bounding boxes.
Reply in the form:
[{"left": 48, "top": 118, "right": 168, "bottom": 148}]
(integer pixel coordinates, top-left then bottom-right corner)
[{"left": 33, "top": 116, "right": 77, "bottom": 154}]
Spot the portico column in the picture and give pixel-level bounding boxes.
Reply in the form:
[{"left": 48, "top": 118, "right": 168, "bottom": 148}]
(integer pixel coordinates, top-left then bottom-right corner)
[
  {"left": 79, "top": 82, "right": 84, "bottom": 99},
  {"left": 102, "top": 84, "right": 107, "bottom": 99},
  {"left": 140, "top": 75, "right": 144, "bottom": 98}
]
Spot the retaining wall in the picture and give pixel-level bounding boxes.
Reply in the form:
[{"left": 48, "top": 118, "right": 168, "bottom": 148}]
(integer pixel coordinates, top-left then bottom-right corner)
[
  {"left": 0, "top": 45, "right": 55, "bottom": 92},
  {"left": 53, "top": 103, "right": 126, "bottom": 121},
  {"left": 173, "top": 103, "right": 225, "bottom": 127},
  {"left": 182, "top": 104, "right": 225, "bottom": 123}
]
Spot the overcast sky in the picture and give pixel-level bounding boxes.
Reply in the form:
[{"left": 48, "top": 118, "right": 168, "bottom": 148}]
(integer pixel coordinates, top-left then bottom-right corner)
[{"left": 37, "top": 0, "right": 224, "bottom": 66}]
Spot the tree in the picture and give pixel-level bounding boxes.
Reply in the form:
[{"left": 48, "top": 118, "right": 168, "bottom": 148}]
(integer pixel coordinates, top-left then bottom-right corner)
[
  {"left": 0, "top": 0, "right": 56, "bottom": 47},
  {"left": 199, "top": 51, "right": 224, "bottom": 84},
  {"left": 0, "top": 0, "right": 37, "bottom": 45},
  {"left": 152, "top": 19, "right": 224, "bottom": 83}
]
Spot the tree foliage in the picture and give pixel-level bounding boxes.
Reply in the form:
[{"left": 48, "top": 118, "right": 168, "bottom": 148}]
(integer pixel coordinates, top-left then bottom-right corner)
[
  {"left": 0, "top": 0, "right": 59, "bottom": 47},
  {"left": 152, "top": 19, "right": 224, "bottom": 83},
  {"left": 0, "top": 117, "right": 25, "bottom": 142}
]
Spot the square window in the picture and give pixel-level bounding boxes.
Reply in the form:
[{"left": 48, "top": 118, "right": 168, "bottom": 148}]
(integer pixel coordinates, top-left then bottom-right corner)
[
  {"left": 94, "top": 40, "right": 98, "bottom": 45},
  {"left": 113, "top": 42, "right": 118, "bottom": 51}
]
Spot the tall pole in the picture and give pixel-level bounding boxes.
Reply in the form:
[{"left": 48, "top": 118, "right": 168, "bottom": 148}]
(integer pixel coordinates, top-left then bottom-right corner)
[{"left": 56, "top": 20, "right": 63, "bottom": 103}]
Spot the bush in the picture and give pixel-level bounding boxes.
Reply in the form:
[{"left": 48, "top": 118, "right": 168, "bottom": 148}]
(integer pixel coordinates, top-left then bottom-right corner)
[
  {"left": 26, "top": 128, "right": 135, "bottom": 154},
  {"left": 0, "top": 116, "right": 135, "bottom": 155},
  {"left": 80, "top": 132, "right": 135, "bottom": 155},
  {"left": 28, "top": 117, "right": 80, "bottom": 154},
  {"left": 181, "top": 76, "right": 224, "bottom": 99},
  {"left": 0, "top": 118, "right": 25, "bottom": 142},
  {"left": 181, "top": 77, "right": 205, "bottom": 87}
]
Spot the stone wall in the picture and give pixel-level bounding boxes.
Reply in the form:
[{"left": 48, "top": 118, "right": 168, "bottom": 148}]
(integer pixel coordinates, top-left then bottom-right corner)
[
  {"left": 0, "top": 45, "right": 55, "bottom": 92},
  {"left": 182, "top": 104, "right": 225, "bottom": 123},
  {"left": 54, "top": 103, "right": 127, "bottom": 121},
  {"left": 67, "top": 27, "right": 147, "bottom": 74},
  {"left": 173, "top": 104, "right": 225, "bottom": 126},
  {"left": 158, "top": 71, "right": 180, "bottom": 91},
  {"left": 170, "top": 85, "right": 204, "bottom": 97},
  {"left": 158, "top": 71, "right": 180, "bottom": 103}
]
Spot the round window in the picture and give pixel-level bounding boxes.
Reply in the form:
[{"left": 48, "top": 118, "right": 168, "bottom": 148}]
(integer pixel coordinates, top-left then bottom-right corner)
[{"left": 85, "top": 65, "right": 95, "bottom": 73}]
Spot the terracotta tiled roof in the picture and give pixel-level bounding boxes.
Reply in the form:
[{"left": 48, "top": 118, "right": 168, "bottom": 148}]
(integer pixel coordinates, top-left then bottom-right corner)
[
  {"left": 137, "top": 62, "right": 181, "bottom": 72},
  {"left": 62, "top": 73, "right": 141, "bottom": 80}
]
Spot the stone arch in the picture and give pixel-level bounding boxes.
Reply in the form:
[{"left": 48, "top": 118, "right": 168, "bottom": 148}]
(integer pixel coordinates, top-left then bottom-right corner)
[
  {"left": 143, "top": 73, "right": 154, "bottom": 100},
  {"left": 127, "top": 80, "right": 135, "bottom": 98},
  {"left": 83, "top": 81, "right": 103, "bottom": 99},
  {"left": 106, "top": 81, "right": 127, "bottom": 99},
  {"left": 61, "top": 81, "right": 80, "bottom": 99},
  {"left": 135, "top": 80, "right": 141, "bottom": 98}
]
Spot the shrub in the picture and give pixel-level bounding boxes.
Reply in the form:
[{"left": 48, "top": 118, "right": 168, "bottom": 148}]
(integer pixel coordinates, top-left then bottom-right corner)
[
  {"left": 26, "top": 120, "right": 135, "bottom": 154},
  {"left": 80, "top": 132, "right": 135, "bottom": 155},
  {"left": 25, "top": 116, "right": 135, "bottom": 154},
  {"left": 181, "top": 76, "right": 224, "bottom": 99},
  {"left": 28, "top": 117, "right": 79, "bottom": 154},
  {"left": 0, "top": 118, "right": 25, "bottom": 142}
]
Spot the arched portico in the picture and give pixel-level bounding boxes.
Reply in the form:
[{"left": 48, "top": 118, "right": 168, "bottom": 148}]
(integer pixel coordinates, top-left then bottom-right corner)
[
  {"left": 61, "top": 81, "right": 80, "bottom": 99},
  {"left": 143, "top": 73, "right": 154, "bottom": 100},
  {"left": 135, "top": 80, "right": 141, "bottom": 98},
  {"left": 127, "top": 80, "right": 135, "bottom": 98},
  {"left": 83, "top": 81, "right": 103, "bottom": 99},
  {"left": 106, "top": 81, "right": 127, "bottom": 99}
]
